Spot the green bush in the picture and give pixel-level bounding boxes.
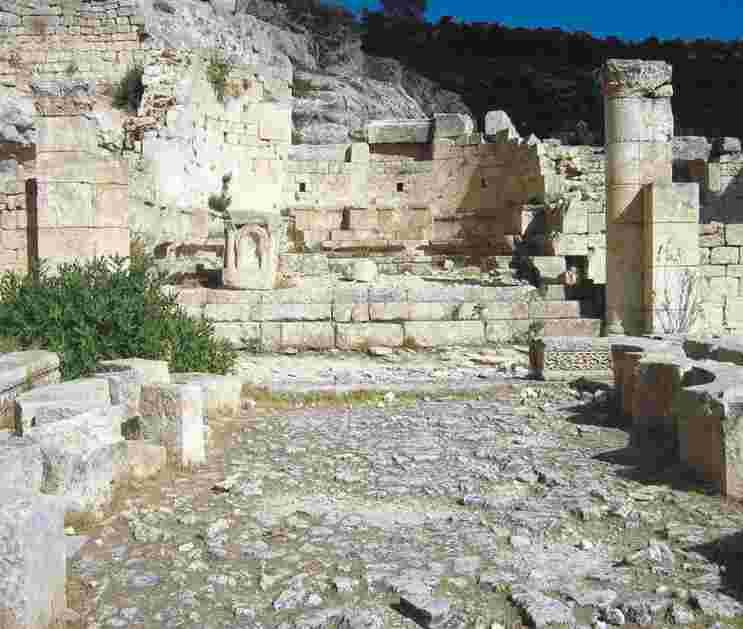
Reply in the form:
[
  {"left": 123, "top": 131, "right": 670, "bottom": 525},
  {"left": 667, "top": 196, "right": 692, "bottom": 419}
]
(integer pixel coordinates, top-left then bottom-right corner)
[
  {"left": 0, "top": 253, "right": 238, "bottom": 380},
  {"left": 112, "top": 63, "right": 145, "bottom": 113},
  {"left": 206, "top": 51, "right": 233, "bottom": 102}
]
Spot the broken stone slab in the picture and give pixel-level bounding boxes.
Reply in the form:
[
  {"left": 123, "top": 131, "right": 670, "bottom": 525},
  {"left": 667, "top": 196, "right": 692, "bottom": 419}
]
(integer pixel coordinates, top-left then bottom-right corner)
[
  {"left": 529, "top": 336, "right": 612, "bottom": 381},
  {"left": 171, "top": 373, "right": 243, "bottom": 418},
  {"left": 25, "top": 405, "right": 127, "bottom": 513},
  {"left": 139, "top": 383, "right": 206, "bottom": 467},
  {"left": 366, "top": 119, "right": 432, "bottom": 144},
  {"left": 433, "top": 113, "right": 474, "bottom": 139},
  {"left": 0, "top": 350, "right": 60, "bottom": 429},
  {"left": 14, "top": 399, "right": 111, "bottom": 436},
  {"left": 13, "top": 377, "right": 111, "bottom": 436},
  {"left": 94, "top": 364, "right": 146, "bottom": 419},
  {"left": 0, "top": 436, "right": 44, "bottom": 493},
  {"left": 484, "top": 110, "right": 520, "bottom": 142},
  {"left": 397, "top": 591, "right": 451, "bottom": 628},
  {"left": 0, "top": 489, "right": 66, "bottom": 629},
  {"left": 98, "top": 358, "right": 170, "bottom": 386},
  {"left": 509, "top": 588, "right": 576, "bottom": 629}
]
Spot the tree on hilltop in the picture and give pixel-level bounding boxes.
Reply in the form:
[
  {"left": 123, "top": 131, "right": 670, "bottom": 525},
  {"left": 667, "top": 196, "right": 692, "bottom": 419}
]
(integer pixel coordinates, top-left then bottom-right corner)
[{"left": 380, "top": 0, "right": 427, "bottom": 21}]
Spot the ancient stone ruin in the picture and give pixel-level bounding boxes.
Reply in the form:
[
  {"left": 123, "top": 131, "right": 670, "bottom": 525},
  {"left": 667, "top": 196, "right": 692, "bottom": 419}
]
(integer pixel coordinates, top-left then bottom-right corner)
[{"left": 2, "top": 0, "right": 743, "bottom": 623}]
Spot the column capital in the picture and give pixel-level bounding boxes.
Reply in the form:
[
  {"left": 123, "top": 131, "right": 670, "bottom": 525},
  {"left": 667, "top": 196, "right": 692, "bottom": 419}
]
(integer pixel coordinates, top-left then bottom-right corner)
[{"left": 600, "top": 59, "right": 673, "bottom": 99}]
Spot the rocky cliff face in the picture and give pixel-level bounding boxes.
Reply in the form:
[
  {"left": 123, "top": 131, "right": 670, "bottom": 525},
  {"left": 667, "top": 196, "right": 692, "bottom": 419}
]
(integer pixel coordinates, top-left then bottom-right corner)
[{"left": 143, "top": 0, "right": 471, "bottom": 144}]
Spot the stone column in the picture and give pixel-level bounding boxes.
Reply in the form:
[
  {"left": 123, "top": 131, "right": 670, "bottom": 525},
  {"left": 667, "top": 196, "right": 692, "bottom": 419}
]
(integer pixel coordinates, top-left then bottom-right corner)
[{"left": 601, "top": 59, "right": 673, "bottom": 335}]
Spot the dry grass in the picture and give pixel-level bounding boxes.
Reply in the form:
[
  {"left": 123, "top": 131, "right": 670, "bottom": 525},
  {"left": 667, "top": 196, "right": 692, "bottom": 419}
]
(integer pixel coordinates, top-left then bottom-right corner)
[{"left": 401, "top": 336, "right": 423, "bottom": 351}]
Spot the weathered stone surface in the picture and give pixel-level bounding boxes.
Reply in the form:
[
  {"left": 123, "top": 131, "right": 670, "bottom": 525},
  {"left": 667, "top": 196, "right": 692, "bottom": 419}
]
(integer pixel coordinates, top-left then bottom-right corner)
[
  {"left": 140, "top": 384, "right": 206, "bottom": 467},
  {"left": 601, "top": 59, "right": 673, "bottom": 99},
  {"left": 0, "top": 489, "right": 66, "bottom": 629},
  {"left": 0, "top": 87, "right": 37, "bottom": 145},
  {"left": 432, "top": 113, "right": 473, "bottom": 139},
  {"left": 171, "top": 373, "right": 243, "bottom": 418},
  {"left": 26, "top": 406, "right": 127, "bottom": 513},
  {"left": 366, "top": 119, "right": 432, "bottom": 144},
  {"left": 403, "top": 321, "right": 484, "bottom": 347},
  {"left": 346, "top": 259, "right": 378, "bottom": 283},
  {"left": 117, "top": 441, "right": 167, "bottom": 482},
  {"left": 93, "top": 366, "right": 145, "bottom": 419},
  {"left": 530, "top": 336, "right": 613, "bottom": 381},
  {"left": 98, "top": 358, "right": 170, "bottom": 386},
  {"left": 484, "top": 110, "right": 520, "bottom": 142},
  {"left": 335, "top": 323, "right": 404, "bottom": 350},
  {"left": 14, "top": 378, "right": 111, "bottom": 436},
  {"left": 0, "top": 350, "right": 61, "bottom": 429},
  {"left": 0, "top": 436, "right": 44, "bottom": 493}
]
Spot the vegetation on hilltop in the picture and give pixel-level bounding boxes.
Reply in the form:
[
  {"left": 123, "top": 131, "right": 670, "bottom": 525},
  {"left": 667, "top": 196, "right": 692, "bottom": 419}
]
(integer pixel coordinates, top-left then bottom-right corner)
[{"left": 253, "top": 0, "right": 743, "bottom": 140}]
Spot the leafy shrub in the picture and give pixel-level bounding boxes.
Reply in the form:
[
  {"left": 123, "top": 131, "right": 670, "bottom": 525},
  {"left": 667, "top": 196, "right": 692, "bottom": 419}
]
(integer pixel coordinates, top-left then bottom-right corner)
[
  {"left": 0, "top": 254, "right": 238, "bottom": 380},
  {"left": 208, "top": 174, "right": 233, "bottom": 224},
  {"left": 206, "top": 51, "right": 233, "bottom": 102},
  {"left": 112, "top": 63, "right": 145, "bottom": 113}
]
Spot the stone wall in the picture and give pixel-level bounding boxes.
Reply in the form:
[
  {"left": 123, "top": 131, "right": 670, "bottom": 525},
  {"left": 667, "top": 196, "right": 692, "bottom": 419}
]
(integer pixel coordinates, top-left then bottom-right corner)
[
  {"left": 0, "top": 0, "right": 144, "bottom": 87},
  {"left": 125, "top": 49, "right": 292, "bottom": 248},
  {"left": 698, "top": 221, "right": 743, "bottom": 333},
  {"left": 0, "top": 144, "right": 33, "bottom": 273}
]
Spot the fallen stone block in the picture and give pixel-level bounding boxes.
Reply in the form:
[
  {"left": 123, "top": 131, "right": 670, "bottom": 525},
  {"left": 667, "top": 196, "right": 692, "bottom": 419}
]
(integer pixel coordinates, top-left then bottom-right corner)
[
  {"left": 0, "top": 489, "right": 66, "bottom": 629},
  {"left": 0, "top": 436, "right": 44, "bottom": 493},
  {"left": 0, "top": 350, "right": 61, "bottom": 429},
  {"left": 433, "top": 113, "right": 474, "bottom": 139},
  {"left": 366, "top": 119, "right": 432, "bottom": 144},
  {"left": 140, "top": 384, "right": 206, "bottom": 467},
  {"left": 14, "top": 399, "right": 110, "bottom": 436},
  {"left": 171, "top": 373, "right": 243, "bottom": 418},
  {"left": 14, "top": 377, "right": 111, "bottom": 436},
  {"left": 26, "top": 405, "right": 127, "bottom": 513},
  {"left": 98, "top": 357, "right": 170, "bottom": 386},
  {"left": 94, "top": 364, "right": 146, "bottom": 418}
]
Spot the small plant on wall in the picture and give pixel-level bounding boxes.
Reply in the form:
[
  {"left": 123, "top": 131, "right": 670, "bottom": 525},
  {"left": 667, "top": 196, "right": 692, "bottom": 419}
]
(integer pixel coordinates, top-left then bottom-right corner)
[
  {"left": 112, "top": 63, "right": 145, "bottom": 113},
  {"left": 209, "top": 174, "right": 234, "bottom": 230},
  {"left": 652, "top": 243, "right": 704, "bottom": 334},
  {"left": 206, "top": 51, "right": 233, "bottom": 103}
]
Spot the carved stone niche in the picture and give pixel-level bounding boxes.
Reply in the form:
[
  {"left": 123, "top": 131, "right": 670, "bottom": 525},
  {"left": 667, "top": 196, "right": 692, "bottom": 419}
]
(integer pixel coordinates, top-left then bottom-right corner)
[{"left": 222, "top": 212, "right": 282, "bottom": 290}]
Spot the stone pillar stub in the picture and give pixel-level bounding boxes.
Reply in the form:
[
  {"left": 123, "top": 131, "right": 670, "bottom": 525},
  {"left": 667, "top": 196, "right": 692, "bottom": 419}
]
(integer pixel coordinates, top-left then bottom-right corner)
[{"left": 601, "top": 59, "right": 674, "bottom": 335}]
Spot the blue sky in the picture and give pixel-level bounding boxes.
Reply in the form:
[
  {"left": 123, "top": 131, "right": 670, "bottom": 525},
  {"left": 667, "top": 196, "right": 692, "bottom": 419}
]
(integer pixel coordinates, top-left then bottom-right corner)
[{"left": 342, "top": 0, "right": 743, "bottom": 43}]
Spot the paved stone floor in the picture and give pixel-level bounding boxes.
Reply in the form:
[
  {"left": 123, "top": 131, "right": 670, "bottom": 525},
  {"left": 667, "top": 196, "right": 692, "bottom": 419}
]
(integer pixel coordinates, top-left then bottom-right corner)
[{"left": 66, "top": 350, "right": 743, "bottom": 629}]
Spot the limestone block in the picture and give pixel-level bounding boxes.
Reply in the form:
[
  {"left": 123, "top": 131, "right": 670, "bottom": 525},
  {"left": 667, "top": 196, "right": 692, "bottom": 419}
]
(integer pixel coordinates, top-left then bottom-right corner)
[
  {"left": 256, "top": 102, "right": 291, "bottom": 142},
  {"left": 433, "top": 114, "right": 474, "bottom": 139},
  {"left": 700, "top": 223, "right": 725, "bottom": 247},
  {"left": 377, "top": 208, "right": 402, "bottom": 232},
  {"left": 714, "top": 136, "right": 742, "bottom": 154},
  {"left": 639, "top": 143, "right": 672, "bottom": 185},
  {"left": 95, "top": 184, "right": 129, "bottom": 228},
  {"left": 348, "top": 142, "right": 370, "bottom": 163},
  {"left": 601, "top": 59, "right": 673, "bottom": 100},
  {"left": 347, "top": 209, "right": 379, "bottom": 230},
  {"left": 38, "top": 180, "right": 96, "bottom": 228},
  {"left": 528, "top": 301, "right": 581, "bottom": 319},
  {"left": 561, "top": 200, "right": 589, "bottom": 234},
  {"left": 335, "top": 323, "right": 404, "bottom": 350},
  {"left": 257, "top": 303, "right": 332, "bottom": 322},
  {"left": 278, "top": 253, "right": 329, "bottom": 277},
  {"left": 203, "top": 303, "right": 256, "bottom": 322},
  {"left": 588, "top": 212, "right": 606, "bottom": 233},
  {"left": 484, "top": 110, "right": 520, "bottom": 142},
  {"left": 14, "top": 399, "right": 110, "bottom": 436},
  {"left": 606, "top": 142, "right": 641, "bottom": 186},
  {"left": 485, "top": 320, "right": 531, "bottom": 343},
  {"left": 211, "top": 322, "right": 261, "bottom": 348},
  {"left": 36, "top": 114, "right": 97, "bottom": 151},
  {"left": 644, "top": 182, "right": 700, "bottom": 223},
  {"left": 528, "top": 256, "right": 567, "bottom": 282},
  {"left": 346, "top": 259, "right": 378, "bottom": 282},
  {"left": 26, "top": 406, "right": 127, "bottom": 512},
  {"left": 266, "top": 286, "right": 334, "bottom": 304},
  {"left": 366, "top": 119, "right": 433, "bottom": 144},
  {"left": 0, "top": 437, "right": 44, "bottom": 493},
  {"left": 98, "top": 358, "right": 170, "bottom": 386},
  {"left": 403, "top": 321, "right": 484, "bottom": 347},
  {"left": 369, "top": 302, "right": 410, "bottom": 321},
  {"left": 332, "top": 302, "right": 370, "bottom": 323},
  {"left": 724, "top": 297, "right": 743, "bottom": 328},
  {"left": 704, "top": 276, "right": 738, "bottom": 305},
  {"left": 480, "top": 302, "right": 529, "bottom": 320},
  {"left": 710, "top": 247, "right": 740, "bottom": 265},
  {"left": 171, "top": 373, "right": 243, "bottom": 418},
  {"left": 725, "top": 224, "right": 743, "bottom": 246},
  {"left": 646, "top": 222, "right": 701, "bottom": 267},
  {"left": 551, "top": 234, "right": 588, "bottom": 256},
  {"left": 0, "top": 489, "right": 66, "bottom": 629},
  {"left": 407, "top": 302, "right": 458, "bottom": 321},
  {"left": 139, "top": 384, "right": 206, "bottom": 467},
  {"left": 706, "top": 162, "right": 722, "bottom": 193},
  {"left": 273, "top": 322, "right": 335, "bottom": 350},
  {"left": 94, "top": 365, "right": 145, "bottom": 419},
  {"left": 406, "top": 285, "right": 467, "bottom": 304}
]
